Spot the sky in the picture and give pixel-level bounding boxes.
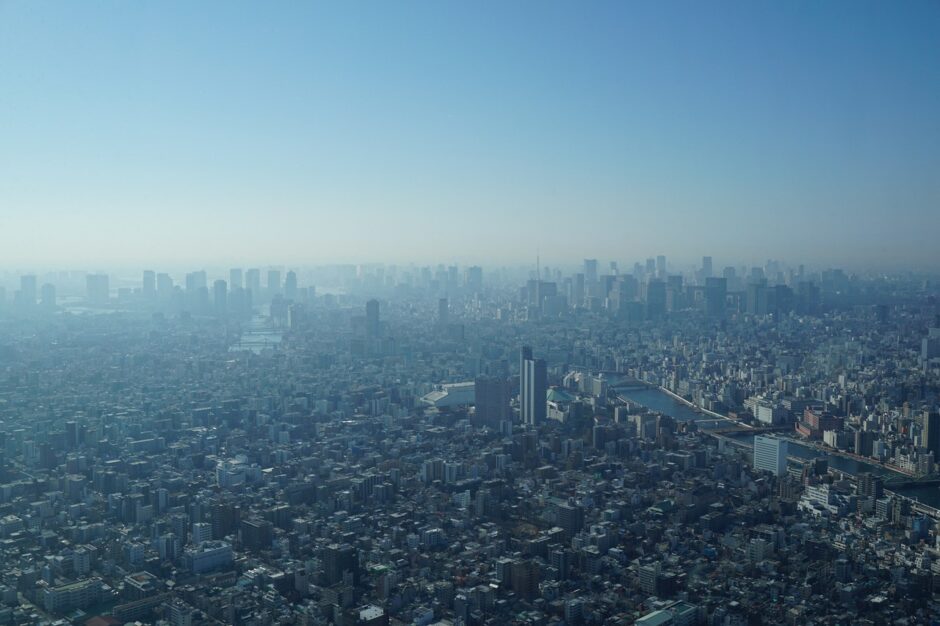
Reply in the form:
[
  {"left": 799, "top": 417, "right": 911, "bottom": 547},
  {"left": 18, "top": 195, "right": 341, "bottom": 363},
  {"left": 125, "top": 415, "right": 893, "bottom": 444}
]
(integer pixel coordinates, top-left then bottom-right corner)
[{"left": 1, "top": 1, "right": 938, "bottom": 270}]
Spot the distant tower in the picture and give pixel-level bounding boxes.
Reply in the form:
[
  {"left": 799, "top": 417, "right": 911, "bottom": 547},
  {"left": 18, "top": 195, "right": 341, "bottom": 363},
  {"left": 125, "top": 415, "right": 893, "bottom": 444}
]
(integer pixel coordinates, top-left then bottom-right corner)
[
  {"left": 246, "top": 269, "right": 261, "bottom": 297},
  {"left": 583, "top": 259, "right": 598, "bottom": 285},
  {"left": 438, "top": 298, "right": 449, "bottom": 324},
  {"left": 573, "top": 274, "right": 585, "bottom": 307},
  {"left": 267, "top": 270, "right": 281, "bottom": 298},
  {"left": 284, "top": 271, "right": 298, "bottom": 300},
  {"left": 143, "top": 270, "right": 156, "bottom": 298},
  {"left": 156, "top": 273, "right": 173, "bottom": 298},
  {"left": 704, "top": 277, "right": 727, "bottom": 318},
  {"left": 19, "top": 274, "right": 37, "bottom": 306},
  {"left": 86, "top": 274, "right": 109, "bottom": 306},
  {"left": 40, "top": 283, "right": 56, "bottom": 310},
  {"left": 213, "top": 280, "right": 227, "bottom": 317},
  {"left": 366, "top": 299, "right": 380, "bottom": 339},
  {"left": 229, "top": 268, "right": 243, "bottom": 290},
  {"left": 702, "top": 256, "right": 713, "bottom": 280}
]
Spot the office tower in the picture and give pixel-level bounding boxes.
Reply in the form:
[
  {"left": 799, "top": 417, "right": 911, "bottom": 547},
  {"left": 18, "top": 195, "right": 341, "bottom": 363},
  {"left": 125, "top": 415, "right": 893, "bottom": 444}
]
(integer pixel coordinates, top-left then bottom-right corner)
[
  {"left": 573, "top": 273, "right": 585, "bottom": 307},
  {"left": 520, "top": 346, "right": 547, "bottom": 426},
  {"left": 323, "top": 543, "right": 360, "bottom": 586},
  {"left": 184, "top": 271, "right": 207, "bottom": 294},
  {"left": 40, "top": 283, "right": 56, "bottom": 309},
  {"left": 656, "top": 255, "right": 666, "bottom": 277},
  {"left": 519, "top": 345, "right": 532, "bottom": 399},
  {"left": 474, "top": 376, "right": 512, "bottom": 428},
  {"left": 229, "top": 268, "right": 243, "bottom": 290},
  {"left": 246, "top": 268, "right": 261, "bottom": 297},
  {"left": 213, "top": 280, "right": 227, "bottom": 316},
  {"left": 704, "top": 277, "right": 727, "bottom": 318},
  {"left": 923, "top": 410, "right": 940, "bottom": 459},
  {"left": 438, "top": 298, "right": 448, "bottom": 323},
  {"left": 366, "top": 299, "right": 380, "bottom": 339},
  {"left": 156, "top": 273, "right": 172, "bottom": 299},
  {"left": 753, "top": 436, "right": 788, "bottom": 476},
  {"left": 267, "top": 270, "right": 281, "bottom": 298},
  {"left": 19, "top": 274, "right": 37, "bottom": 305},
  {"left": 142, "top": 270, "right": 156, "bottom": 298},
  {"left": 86, "top": 274, "right": 109, "bottom": 306},
  {"left": 665, "top": 275, "right": 684, "bottom": 311},
  {"left": 156, "top": 273, "right": 173, "bottom": 298},
  {"left": 702, "top": 256, "right": 713, "bottom": 279},
  {"left": 583, "top": 259, "right": 597, "bottom": 285},
  {"left": 284, "top": 270, "right": 297, "bottom": 300},
  {"left": 646, "top": 280, "right": 666, "bottom": 319},
  {"left": 645, "top": 258, "right": 655, "bottom": 275},
  {"left": 465, "top": 265, "right": 483, "bottom": 292}
]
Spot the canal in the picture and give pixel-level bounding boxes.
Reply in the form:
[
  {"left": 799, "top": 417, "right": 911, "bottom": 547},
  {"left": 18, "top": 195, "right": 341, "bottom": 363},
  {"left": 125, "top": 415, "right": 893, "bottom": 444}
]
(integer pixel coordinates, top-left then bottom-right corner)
[{"left": 620, "top": 387, "right": 940, "bottom": 508}]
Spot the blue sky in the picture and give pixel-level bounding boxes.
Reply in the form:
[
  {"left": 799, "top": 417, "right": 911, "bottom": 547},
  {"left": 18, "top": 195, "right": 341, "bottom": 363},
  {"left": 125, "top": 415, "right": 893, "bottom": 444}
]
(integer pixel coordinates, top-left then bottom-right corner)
[{"left": 1, "top": 1, "right": 938, "bottom": 269}]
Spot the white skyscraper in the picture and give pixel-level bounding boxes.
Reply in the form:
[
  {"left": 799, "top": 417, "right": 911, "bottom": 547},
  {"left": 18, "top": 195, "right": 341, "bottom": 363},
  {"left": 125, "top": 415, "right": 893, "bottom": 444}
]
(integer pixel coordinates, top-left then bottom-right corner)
[{"left": 753, "top": 435, "right": 788, "bottom": 477}]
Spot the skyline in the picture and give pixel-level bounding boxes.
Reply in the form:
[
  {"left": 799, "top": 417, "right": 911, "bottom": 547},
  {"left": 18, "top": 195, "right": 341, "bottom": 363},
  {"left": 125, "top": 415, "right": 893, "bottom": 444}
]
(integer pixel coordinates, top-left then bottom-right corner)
[{"left": 2, "top": 2, "right": 939, "bottom": 268}]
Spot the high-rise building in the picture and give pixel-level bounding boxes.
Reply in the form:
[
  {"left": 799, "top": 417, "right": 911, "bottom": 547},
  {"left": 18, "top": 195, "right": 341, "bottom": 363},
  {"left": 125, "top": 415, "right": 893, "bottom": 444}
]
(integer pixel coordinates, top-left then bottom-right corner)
[
  {"left": 86, "top": 274, "right": 109, "bottom": 306},
  {"left": 704, "top": 277, "right": 727, "bottom": 318},
  {"left": 573, "top": 273, "right": 585, "bottom": 307},
  {"left": 510, "top": 559, "right": 540, "bottom": 600},
  {"left": 646, "top": 280, "right": 666, "bottom": 319},
  {"left": 240, "top": 518, "right": 273, "bottom": 553},
  {"left": 520, "top": 346, "right": 547, "bottom": 426},
  {"left": 366, "top": 299, "right": 380, "bottom": 339},
  {"left": 583, "top": 259, "right": 598, "bottom": 285},
  {"left": 40, "top": 283, "right": 56, "bottom": 309},
  {"left": 213, "top": 280, "right": 227, "bottom": 316},
  {"left": 245, "top": 269, "right": 261, "bottom": 297},
  {"left": 142, "top": 270, "right": 156, "bottom": 298},
  {"left": 858, "top": 473, "right": 884, "bottom": 499},
  {"left": 156, "top": 273, "right": 173, "bottom": 298},
  {"left": 19, "top": 274, "right": 37, "bottom": 306},
  {"left": 323, "top": 543, "right": 359, "bottom": 586},
  {"left": 754, "top": 436, "right": 788, "bottom": 476},
  {"left": 229, "top": 268, "right": 243, "bottom": 290},
  {"left": 465, "top": 266, "right": 483, "bottom": 292},
  {"left": 473, "top": 376, "right": 512, "bottom": 428},
  {"left": 267, "top": 270, "right": 281, "bottom": 298},
  {"left": 556, "top": 501, "right": 584, "bottom": 539},
  {"left": 284, "top": 271, "right": 297, "bottom": 300},
  {"left": 191, "top": 522, "right": 212, "bottom": 545},
  {"left": 702, "top": 256, "right": 713, "bottom": 280},
  {"left": 923, "top": 410, "right": 940, "bottom": 459},
  {"left": 438, "top": 298, "right": 449, "bottom": 323},
  {"left": 656, "top": 255, "right": 666, "bottom": 277}
]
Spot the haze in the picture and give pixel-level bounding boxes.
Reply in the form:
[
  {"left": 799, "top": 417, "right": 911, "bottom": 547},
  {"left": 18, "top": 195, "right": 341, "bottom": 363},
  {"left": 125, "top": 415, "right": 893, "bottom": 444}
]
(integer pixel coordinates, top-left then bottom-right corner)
[{"left": 1, "top": 1, "right": 939, "bottom": 269}]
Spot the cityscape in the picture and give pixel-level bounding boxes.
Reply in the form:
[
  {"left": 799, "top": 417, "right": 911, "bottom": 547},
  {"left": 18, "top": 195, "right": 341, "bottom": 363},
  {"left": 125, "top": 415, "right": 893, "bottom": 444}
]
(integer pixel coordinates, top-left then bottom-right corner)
[
  {"left": 0, "top": 258, "right": 939, "bottom": 624},
  {"left": 3, "top": 1, "right": 940, "bottom": 625}
]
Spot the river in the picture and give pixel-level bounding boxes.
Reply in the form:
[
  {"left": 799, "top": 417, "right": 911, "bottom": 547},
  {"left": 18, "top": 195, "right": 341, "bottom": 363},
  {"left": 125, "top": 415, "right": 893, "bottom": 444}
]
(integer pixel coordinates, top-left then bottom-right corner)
[{"left": 620, "top": 387, "right": 940, "bottom": 508}]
